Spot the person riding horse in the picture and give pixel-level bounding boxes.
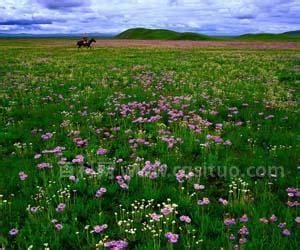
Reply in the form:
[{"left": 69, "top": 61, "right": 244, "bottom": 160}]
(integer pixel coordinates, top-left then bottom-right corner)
[{"left": 77, "top": 35, "right": 96, "bottom": 49}]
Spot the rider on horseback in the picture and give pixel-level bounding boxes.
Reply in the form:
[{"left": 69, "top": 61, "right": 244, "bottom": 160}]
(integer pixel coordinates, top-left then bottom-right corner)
[{"left": 82, "top": 33, "right": 88, "bottom": 45}]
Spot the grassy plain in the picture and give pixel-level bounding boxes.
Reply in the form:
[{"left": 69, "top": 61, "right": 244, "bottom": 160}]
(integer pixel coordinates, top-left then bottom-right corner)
[{"left": 0, "top": 39, "right": 299, "bottom": 249}]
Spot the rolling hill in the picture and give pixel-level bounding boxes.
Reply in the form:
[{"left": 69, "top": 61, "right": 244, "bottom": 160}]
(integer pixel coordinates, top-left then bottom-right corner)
[
  {"left": 237, "top": 31, "right": 300, "bottom": 41},
  {"left": 115, "top": 28, "right": 213, "bottom": 40}
]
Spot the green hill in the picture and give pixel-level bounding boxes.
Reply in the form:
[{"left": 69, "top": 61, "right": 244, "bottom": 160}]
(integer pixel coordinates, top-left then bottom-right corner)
[
  {"left": 115, "top": 28, "right": 213, "bottom": 40},
  {"left": 237, "top": 31, "right": 300, "bottom": 41}
]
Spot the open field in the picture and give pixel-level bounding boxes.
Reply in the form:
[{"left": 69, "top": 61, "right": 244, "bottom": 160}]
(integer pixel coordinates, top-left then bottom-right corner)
[
  {"left": 0, "top": 39, "right": 299, "bottom": 249},
  {"left": 0, "top": 39, "right": 300, "bottom": 49}
]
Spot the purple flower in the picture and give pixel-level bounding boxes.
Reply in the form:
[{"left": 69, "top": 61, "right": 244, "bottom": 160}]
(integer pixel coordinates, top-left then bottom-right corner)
[
  {"left": 179, "top": 215, "right": 191, "bottom": 223},
  {"left": 161, "top": 207, "right": 173, "bottom": 216},
  {"left": 165, "top": 232, "right": 179, "bottom": 243},
  {"left": 278, "top": 222, "right": 286, "bottom": 229},
  {"left": 239, "top": 214, "right": 248, "bottom": 223},
  {"left": 95, "top": 187, "right": 107, "bottom": 198},
  {"left": 93, "top": 224, "right": 108, "bottom": 234},
  {"left": 197, "top": 197, "right": 210, "bottom": 206},
  {"left": 239, "top": 226, "right": 249, "bottom": 236},
  {"left": 41, "top": 132, "right": 53, "bottom": 140},
  {"left": 229, "top": 234, "right": 236, "bottom": 240},
  {"left": 224, "top": 218, "right": 236, "bottom": 226},
  {"left": 18, "top": 171, "right": 28, "bottom": 181},
  {"left": 282, "top": 229, "right": 291, "bottom": 236},
  {"left": 37, "top": 162, "right": 53, "bottom": 170},
  {"left": 9, "top": 228, "right": 18, "bottom": 236},
  {"left": 72, "top": 155, "right": 84, "bottom": 164},
  {"left": 56, "top": 203, "right": 66, "bottom": 213},
  {"left": 269, "top": 214, "right": 278, "bottom": 222},
  {"left": 218, "top": 198, "right": 228, "bottom": 205},
  {"left": 104, "top": 240, "right": 128, "bottom": 249},
  {"left": 150, "top": 213, "right": 162, "bottom": 221},
  {"left": 97, "top": 148, "right": 107, "bottom": 155},
  {"left": 55, "top": 223, "right": 63, "bottom": 231}
]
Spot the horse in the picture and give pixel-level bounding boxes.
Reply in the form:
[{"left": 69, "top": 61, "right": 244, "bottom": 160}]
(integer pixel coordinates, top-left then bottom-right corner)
[{"left": 77, "top": 38, "right": 96, "bottom": 49}]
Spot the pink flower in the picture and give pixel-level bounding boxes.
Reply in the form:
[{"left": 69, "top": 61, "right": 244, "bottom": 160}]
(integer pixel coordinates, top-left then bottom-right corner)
[
  {"left": 150, "top": 213, "right": 162, "bottom": 221},
  {"left": 197, "top": 197, "right": 210, "bottom": 206},
  {"left": 239, "top": 214, "right": 248, "bottom": 223},
  {"left": 295, "top": 217, "right": 300, "bottom": 224},
  {"left": 55, "top": 223, "right": 63, "bottom": 231},
  {"left": 269, "top": 214, "right": 278, "bottom": 222},
  {"left": 95, "top": 187, "right": 107, "bottom": 198},
  {"left": 165, "top": 232, "right": 179, "bottom": 243},
  {"left": 93, "top": 224, "right": 108, "bottom": 234},
  {"left": 224, "top": 218, "right": 236, "bottom": 226},
  {"left": 218, "top": 198, "right": 228, "bottom": 205},
  {"left": 282, "top": 229, "right": 291, "bottom": 236},
  {"left": 18, "top": 171, "right": 28, "bottom": 181},
  {"left": 9, "top": 228, "right": 18, "bottom": 236},
  {"left": 97, "top": 148, "right": 107, "bottom": 155},
  {"left": 180, "top": 215, "right": 191, "bottom": 223},
  {"left": 56, "top": 203, "right": 66, "bottom": 213}
]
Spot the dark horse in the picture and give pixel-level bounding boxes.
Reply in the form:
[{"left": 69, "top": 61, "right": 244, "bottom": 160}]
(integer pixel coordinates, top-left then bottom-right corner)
[{"left": 77, "top": 38, "right": 96, "bottom": 49}]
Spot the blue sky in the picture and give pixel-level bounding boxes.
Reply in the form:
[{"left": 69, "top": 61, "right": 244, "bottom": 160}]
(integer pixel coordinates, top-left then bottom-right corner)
[{"left": 0, "top": 0, "right": 299, "bottom": 35}]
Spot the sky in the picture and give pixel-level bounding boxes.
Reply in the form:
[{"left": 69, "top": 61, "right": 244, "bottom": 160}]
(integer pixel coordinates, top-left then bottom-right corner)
[{"left": 0, "top": 0, "right": 299, "bottom": 35}]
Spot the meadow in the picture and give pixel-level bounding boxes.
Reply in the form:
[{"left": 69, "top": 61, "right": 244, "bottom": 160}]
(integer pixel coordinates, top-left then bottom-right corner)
[{"left": 0, "top": 39, "right": 299, "bottom": 249}]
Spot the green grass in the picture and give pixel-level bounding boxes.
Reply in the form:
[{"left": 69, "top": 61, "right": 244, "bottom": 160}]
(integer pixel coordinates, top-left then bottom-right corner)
[{"left": 0, "top": 40, "right": 299, "bottom": 249}]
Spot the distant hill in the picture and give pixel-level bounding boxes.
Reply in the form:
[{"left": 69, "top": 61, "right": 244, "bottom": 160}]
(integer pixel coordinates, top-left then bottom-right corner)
[
  {"left": 115, "top": 28, "right": 212, "bottom": 40},
  {"left": 282, "top": 30, "right": 300, "bottom": 36},
  {"left": 237, "top": 31, "right": 300, "bottom": 41}
]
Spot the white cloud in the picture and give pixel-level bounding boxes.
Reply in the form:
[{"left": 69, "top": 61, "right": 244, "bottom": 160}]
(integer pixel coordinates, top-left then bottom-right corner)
[{"left": 0, "top": 0, "right": 299, "bottom": 34}]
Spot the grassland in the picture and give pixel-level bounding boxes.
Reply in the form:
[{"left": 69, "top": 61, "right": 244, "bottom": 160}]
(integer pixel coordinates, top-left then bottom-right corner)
[{"left": 0, "top": 39, "right": 299, "bottom": 249}]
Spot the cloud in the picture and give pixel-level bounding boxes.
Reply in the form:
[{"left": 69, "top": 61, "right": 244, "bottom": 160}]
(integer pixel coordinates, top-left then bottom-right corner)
[
  {"left": 0, "top": 18, "right": 53, "bottom": 25},
  {"left": 0, "top": 0, "right": 299, "bottom": 34},
  {"left": 36, "top": 0, "right": 90, "bottom": 10}
]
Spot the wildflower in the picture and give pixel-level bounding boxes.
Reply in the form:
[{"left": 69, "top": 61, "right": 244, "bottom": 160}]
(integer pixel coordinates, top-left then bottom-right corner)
[
  {"left": 19, "top": 171, "right": 28, "bottom": 181},
  {"left": 165, "top": 232, "right": 179, "bottom": 243},
  {"left": 224, "top": 218, "right": 236, "bottom": 226},
  {"left": 218, "top": 198, "right": 228, "bottom": 205},
  {"left": 69, "top": 175, "right": 76, "bottom": 182},
  {"left": 55, "top": 223, "right": 63, "bottom": 231},
  {"left": 239, "top": 226, "right": 249, "bottom": 236},
  {"left": 278, "top": 222, "right": 286, "bottom": 229},
  {"left": 194, "top": 184, "right": 205, "bottom": 191},
  {"left": 93, "top": 224, "right": 108, "bottom": 234},
  {"left": 239, "top": 237, "right": 247, "bottom": 244},
  {"left": 269, "top": 214, "right": 278, "bottom": 222},
  {"left": 30, "top": 206, "right": 39, "bottom": 213},
  {"left": 295, "top": 217, "right": 300, "bottom": 224},
  {"left": 95, "top": 187, "right": 107, "bottom": 198},
  {"left": 97, "top": 148, "right": 107, "bottom": 155},
  {"left": 9, "top": 228, "right": 18, "bottom": 236},
  {"left": 197, "top": 197, "right": 210, "bottom": 206},
  {"left": 41, "top": 132, "right": 53, "bottom": 140},
  {"left": 104, "top": 240, "right": 128, "bottom": 249},
  {"left": 229, "top": 234, "right": 235, "bottom": 240},
  {"left": 259, "top": 217, "right": 269, "bottom": 224},
  {"left": 150, "top": 213, "right": 162, "bottom": 221},
  {"left": 161, "top": 206, "right": 173, "bottom": 216},
  {"left": 72, "top": 155, "right": 84, "bottom": 164},
  {"left": 180, "top": 215, "right": 191, "bottom": 223},
  {"left": 56, "top": 203, "right": 66, "bottom": 213},
  {"left": 37, "top": 162, "right": 53, "bottom": 170},
  {"left": 282, "top": 229, "right": 291, "bottom": 236},
  {"left": 239, "top": 214, "right": 248, "bottom": 223}
]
